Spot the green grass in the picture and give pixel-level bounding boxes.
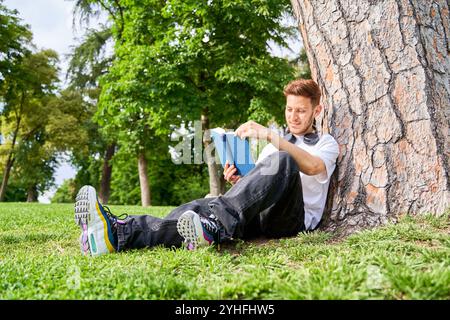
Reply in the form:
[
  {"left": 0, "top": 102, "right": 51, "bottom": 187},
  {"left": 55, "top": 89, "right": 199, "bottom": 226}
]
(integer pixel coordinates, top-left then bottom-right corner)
[{"left": 0, "top": 203, "right": 449, "bottom": 299}]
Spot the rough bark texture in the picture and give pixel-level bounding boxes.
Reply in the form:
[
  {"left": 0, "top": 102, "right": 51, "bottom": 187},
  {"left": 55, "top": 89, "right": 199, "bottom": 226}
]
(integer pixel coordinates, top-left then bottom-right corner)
[
  {"left": 98, "top": 143, "right": 116, "bottom": 204},
  {"left": 291, "top": 0, "right": 450, "bottom": 235},
  {"left": 138, "top": 152, "right": 151, "bottom": 207},
  {"left": 201, "top": 111, "right": 226, "bottom": 197}
]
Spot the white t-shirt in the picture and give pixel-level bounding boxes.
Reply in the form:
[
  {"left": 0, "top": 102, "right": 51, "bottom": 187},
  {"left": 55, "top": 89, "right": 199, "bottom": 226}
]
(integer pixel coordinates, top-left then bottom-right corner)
[{"left": 256, "top": 133, "right": 339, "bottom": 230}]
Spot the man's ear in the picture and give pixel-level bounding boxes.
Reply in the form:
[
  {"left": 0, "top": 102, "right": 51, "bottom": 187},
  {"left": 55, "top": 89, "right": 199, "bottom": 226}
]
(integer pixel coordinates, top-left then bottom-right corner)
[{"left": 314, "top": 104, "right": 323, "bottom": 116}]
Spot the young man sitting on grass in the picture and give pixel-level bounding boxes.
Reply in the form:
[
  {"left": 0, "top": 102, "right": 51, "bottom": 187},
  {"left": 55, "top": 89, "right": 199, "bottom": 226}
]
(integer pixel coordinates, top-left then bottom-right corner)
[{"left": 74, "top": 79, "right": 339, "bottom": 256}]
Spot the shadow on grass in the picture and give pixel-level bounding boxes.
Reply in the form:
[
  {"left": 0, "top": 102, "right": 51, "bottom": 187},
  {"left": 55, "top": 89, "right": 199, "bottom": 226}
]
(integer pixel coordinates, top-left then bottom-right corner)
[{"left": 0, "top": 232, "right": 63, "bottom": 244}]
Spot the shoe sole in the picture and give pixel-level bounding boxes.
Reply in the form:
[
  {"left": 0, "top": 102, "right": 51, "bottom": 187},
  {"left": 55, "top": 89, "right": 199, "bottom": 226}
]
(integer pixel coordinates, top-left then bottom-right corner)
[
  {"left": 176, "top": 210, "right": 210, "bottom": 250},
  {"left": 75, "top": 186, "right": 91, "bottom": 255},
  {"left": 74, "top": 185, "right": 115, "bottom": 256}
]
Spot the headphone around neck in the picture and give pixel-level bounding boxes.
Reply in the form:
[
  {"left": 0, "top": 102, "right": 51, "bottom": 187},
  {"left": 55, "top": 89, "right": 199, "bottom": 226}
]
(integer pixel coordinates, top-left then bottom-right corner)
[{"left": 303, "top": 132, "right": 320, "bottom": 145}]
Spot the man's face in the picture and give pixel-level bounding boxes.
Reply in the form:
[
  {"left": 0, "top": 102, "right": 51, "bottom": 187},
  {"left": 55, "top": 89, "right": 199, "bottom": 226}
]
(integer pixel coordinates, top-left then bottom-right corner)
[{"left": 285, "top": 95, "right": 320, "bottom": 136}]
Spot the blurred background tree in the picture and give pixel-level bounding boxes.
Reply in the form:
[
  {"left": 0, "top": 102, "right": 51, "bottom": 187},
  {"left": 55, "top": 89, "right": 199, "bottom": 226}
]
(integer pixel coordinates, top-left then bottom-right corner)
[{"left": 1, "top": 0, "right": 309, "bottom": 205}]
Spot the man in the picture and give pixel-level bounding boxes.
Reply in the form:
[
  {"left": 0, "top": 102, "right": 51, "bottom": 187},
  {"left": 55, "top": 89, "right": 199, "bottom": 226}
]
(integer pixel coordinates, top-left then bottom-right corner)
[{"left": 74, "top": 79, "right": 339, "bottom": 256}]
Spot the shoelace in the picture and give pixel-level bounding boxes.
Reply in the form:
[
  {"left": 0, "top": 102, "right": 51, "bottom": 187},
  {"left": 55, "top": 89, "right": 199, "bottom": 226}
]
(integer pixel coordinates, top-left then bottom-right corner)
[
  {"left": 103, "top": 205, "right": 129, "bottom": 225},
  {"left": 201, "top": 216, "right": 221, "bottom": 250}
]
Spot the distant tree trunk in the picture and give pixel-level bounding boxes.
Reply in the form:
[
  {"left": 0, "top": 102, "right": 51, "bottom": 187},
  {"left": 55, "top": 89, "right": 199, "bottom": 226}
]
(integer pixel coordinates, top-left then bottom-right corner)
[
  {"left": 202, "top": 109, "right": 226, "bottom": 197},
  {"left": 0, "top": 157, "right": 14, "bottom": 202},
  {"left": 291, "top": 0, "right": 450, "bottom": 235},
  {"left": 26, "top": 185, "right": 38, "bottom": 202},
  {"left": 138, "top": 152, "right": 151, "bottom": 207},
  {"left": 98, "top": 142, "right": 115, "bottom": 204},
  {"left": 0, "top": 115, "right": 21, "bottom": 202}
]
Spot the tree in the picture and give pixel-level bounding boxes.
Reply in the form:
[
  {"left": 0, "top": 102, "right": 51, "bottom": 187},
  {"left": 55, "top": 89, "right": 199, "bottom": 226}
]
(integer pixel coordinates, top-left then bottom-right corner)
[
  {"left": 290, "top": 0, "right": 450, "bottom": 235},
  {"left": 107, "top": 134, "right": 209, "bottom": 206},
  {"left": 69, "top": 0, "right": 123, "bottom": 204},
  {"left": 0, "top": 3, "right": 31, "bottom": 198},
  {"left": 51, "top": 178, "right": 76, "bottom": 203},
  {"left": 0, "top": 1, "right": 32, "bottom": 88},
  {"left": 99, "top": 0, "right": 297, "bottom": 204},
  {"left": 66, "top": 26, "right": 117, "bottom": 204},
  {"left": 0, "top": 49, "right": 60, "bottom": 201}
]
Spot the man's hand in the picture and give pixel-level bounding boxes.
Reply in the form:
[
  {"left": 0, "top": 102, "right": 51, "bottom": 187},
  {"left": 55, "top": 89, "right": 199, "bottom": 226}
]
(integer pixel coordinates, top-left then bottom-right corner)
[
  {"left": 224, "top": 161, "right": 241, "bottom": 185},
  {"left": 235, "top": 120, "right": 272, "bottom": 141}
]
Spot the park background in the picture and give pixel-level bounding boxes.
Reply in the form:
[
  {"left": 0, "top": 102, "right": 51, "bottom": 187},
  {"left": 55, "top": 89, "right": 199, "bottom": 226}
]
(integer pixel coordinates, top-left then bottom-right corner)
[{"left": 0, "top": 0, "right": 306, "bottom": 208}]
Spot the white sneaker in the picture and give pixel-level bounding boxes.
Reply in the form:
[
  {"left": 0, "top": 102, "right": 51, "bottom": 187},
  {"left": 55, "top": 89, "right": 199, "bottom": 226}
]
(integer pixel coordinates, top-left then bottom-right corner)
[
  {"left": 74, "top": 185, "right": 117, "bottom": 256},
  {"left": 176, "top": 210, "right": 220, "bottom": 250}
]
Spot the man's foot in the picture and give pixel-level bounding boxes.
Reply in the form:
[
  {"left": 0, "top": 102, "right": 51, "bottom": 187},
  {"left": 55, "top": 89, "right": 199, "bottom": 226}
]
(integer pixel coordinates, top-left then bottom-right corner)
[
  {"left": 176, "top": 210, "right": 221, "bottom": 250},
  {"left": 74, "top": 185, "right": 121, "bottom": 256}
]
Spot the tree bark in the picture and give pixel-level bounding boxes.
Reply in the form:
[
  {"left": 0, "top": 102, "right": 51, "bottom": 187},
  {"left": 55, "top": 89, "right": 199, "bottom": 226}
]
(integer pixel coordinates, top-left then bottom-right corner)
[
  {"left": 0, "top": 158, "right": 14, "bottom": 202},
  {"left": 201, "top": 109, "right": 226, "bottom": 197},
  {"left": 138, "top": 152, "right": 151, "bottom": 207},
  {"left": 291, "top": 0, "right": 450, "bottom": 235},
  {"left": 98, "top": 142, "right": 116, "bottom": 204},
  {"left": 26, "top": 185, "right": 38, "bottom": 202},
  {"left": 0, "top": 115, "right": 21, "bottom": 202}
]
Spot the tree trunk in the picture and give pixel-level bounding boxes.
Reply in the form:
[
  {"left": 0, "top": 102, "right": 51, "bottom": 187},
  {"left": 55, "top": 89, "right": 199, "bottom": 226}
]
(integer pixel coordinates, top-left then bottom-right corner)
[
  {"left": 0, "top": 115, "right": 21, "bottom": 202},
  {"left": 201, "top": 109, "right": 226, "bottom": 197},
  {"left": 0, "top": 159, "right": 14, "bottom": 202},
  {"left": 26, "top": 185, "right": 38, "bottom": 202},
  {"left": 98, "top": 143, "right": 116, "bottom": 204},
  {"left": 138, "top": 152, "right": 151, "bottom": 207},
  {"left": 291, "top": 0, "right": 450, "bottom": 235}
]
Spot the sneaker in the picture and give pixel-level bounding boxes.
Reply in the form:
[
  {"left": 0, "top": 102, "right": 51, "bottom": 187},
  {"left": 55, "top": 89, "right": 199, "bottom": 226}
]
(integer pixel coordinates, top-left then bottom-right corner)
[
  {"left": 176, "top": 210, "right": 220, "bottom": 250},
  {"left": 74, "top": 185, "right": 127, "bottom": 256}
]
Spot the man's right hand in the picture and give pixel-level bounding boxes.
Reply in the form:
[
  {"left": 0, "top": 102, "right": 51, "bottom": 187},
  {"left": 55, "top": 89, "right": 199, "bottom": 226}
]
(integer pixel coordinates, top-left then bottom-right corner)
[{"left": 224, "top": 161, "right": 241, "bottom": 185}]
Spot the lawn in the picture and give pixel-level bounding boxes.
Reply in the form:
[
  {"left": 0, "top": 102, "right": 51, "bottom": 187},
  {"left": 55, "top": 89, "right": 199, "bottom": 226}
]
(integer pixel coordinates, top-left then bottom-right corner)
[{"left": 0, "top": 203, "right": 449, "bottom": 299}]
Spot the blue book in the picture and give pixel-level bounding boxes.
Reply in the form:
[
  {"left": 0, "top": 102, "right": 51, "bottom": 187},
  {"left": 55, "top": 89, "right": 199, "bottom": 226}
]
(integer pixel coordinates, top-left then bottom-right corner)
[{"left": 210, "top": 128, "right": 256, "bottom": 176}]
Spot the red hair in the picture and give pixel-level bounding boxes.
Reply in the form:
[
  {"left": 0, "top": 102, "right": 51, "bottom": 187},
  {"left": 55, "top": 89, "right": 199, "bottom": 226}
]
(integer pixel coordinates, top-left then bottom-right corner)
[{"left": 283, "top": 79, "right": 321, "bottom": 107}]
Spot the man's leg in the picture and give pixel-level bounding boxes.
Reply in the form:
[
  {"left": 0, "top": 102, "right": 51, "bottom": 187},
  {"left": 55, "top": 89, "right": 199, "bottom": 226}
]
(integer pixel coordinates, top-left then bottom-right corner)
[
  {"left": 116, "top": 197, "right": 216, "bottom": 251},
  {"left": 207, "top": 151, "right": 305, "bottom": 240}
]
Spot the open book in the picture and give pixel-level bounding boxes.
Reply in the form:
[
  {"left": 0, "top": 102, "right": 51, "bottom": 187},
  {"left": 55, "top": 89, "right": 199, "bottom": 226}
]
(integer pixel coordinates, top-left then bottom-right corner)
[{"left": 210, "top": 128, "right": 255, "bottom": 176}]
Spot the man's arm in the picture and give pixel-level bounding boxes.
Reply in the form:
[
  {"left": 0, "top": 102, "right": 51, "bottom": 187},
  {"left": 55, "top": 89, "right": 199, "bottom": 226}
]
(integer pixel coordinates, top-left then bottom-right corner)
[
  {"left": 268, "top": 133, "right": 326, "bottom": 176},
  {"left": 235, "top": 120, "right": 326, "bottom": 176}
]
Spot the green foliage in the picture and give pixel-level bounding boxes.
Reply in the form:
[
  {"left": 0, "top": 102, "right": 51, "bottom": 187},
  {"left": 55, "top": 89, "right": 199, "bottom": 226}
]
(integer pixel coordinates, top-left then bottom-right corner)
[
  {"left": 72, "top": 153, "right": 103, "bottom": 194},
  {"left": 108, "top": 149, "right": 141, "bottom": 205},
  {"left": 0, "top": 49, "right": 61, "bottom": 199},
  {"left": 67, "top": 26, "right": 113, "bottom": 90},
  {"left": 0, "top": 1, "right": 32, "bottom": 88},
  {"left": 45, "top": 89, "right": 93, "bottom": 153},
  {"left": 72, "top": 0, "right": 125, "bottom": 39},
  {"left": 13, "top": 137, "right": 58, "bottom": 196},
  {"left": 0, "top": 38, "right": 98, "bottom": 199},
  {"left": 108, "top": 138, "right": 209, "bottom": 206},
  {"left": 51, "top": 179, "right": 77, "bottom": 203},
  {"left": 47, "top": 88, "right": 106, "bottom": 196},
  {"left": 98, "top": 0, "right": 296, "bottom": 132},
  {"left": 0, "top": 7, "right": 59, "bottom": 200},
  {"left": 0, "top": 204, "right": 449, "bottom": 299},
  {"left": 2, "top": 0, "right": 308, "bottom": 204},
  {"left": 79, "top": 0, "right": 298, "bottom": 205},
  {"left": 66, "top": 15, "right": 118, "bottom": 196},
  {"left": 295, "top": 47, "right": 311, "bottom": 79},
  {"left": 0, "top": 175, "right": 26, "bottom": 201},
  {"left": 164, "top": 168, "right": 209, "bottom": 205}
]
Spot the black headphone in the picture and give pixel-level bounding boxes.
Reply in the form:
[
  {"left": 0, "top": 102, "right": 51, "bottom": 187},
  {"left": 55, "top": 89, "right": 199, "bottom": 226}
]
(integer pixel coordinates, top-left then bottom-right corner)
[
  {"left": 303, "top": 132, "right": 320, "bottom": 145},
  {"left": 286, "top": 118, "right": 320, "bottom": 146}
]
